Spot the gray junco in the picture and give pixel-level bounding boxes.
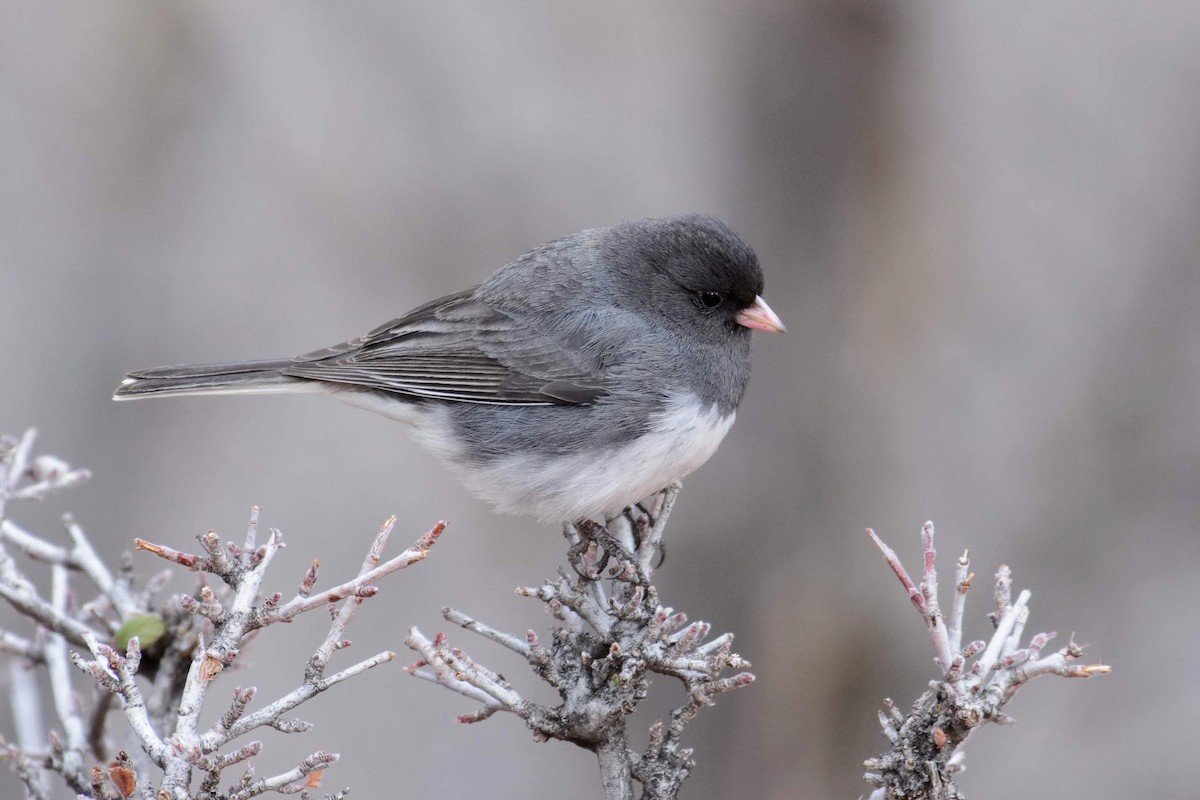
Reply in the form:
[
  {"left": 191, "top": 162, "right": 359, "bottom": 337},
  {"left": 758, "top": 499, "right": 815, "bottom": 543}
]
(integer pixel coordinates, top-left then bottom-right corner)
[{"left": 115, "top": 214, "right": 784, "bottom": 522}]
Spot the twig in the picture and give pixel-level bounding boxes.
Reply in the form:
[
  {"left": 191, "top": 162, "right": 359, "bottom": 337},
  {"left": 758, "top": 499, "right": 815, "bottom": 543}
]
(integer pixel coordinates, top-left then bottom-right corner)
[
  {"left": 262, "top": 519, "right": 445, "bottom": 629},
  {"left": 8, "top": 659, "right": 50, "bottom": 792},
  {"left": 406, "top": 482, "right": 753, "bottom": 800},
  {"left": 46, "top": 565, "right": 89, "bottom": 790},
  {"left": 0, "top": 429, "right": 442, "bottom": 799},
  {"left": 0, "top": 541, "right": 95, "bottom": 649},
  {"left": 227, "top": 750, "right": 338, "bottom": 800},
  {"left": 74, "top": 633, "right": 169, "bottom": 768},
  {"left": 1, "top": 630, "right": 44, "bottom": 662},
  {"left": 862, "top": 522, "right": 1110, "bottom": 799}
]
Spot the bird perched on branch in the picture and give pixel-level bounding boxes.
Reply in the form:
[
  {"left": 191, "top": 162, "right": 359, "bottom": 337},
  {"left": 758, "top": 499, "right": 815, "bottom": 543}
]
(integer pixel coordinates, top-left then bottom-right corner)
[{"left": 115, "top": 214, "right": 784, "bottom": 523}]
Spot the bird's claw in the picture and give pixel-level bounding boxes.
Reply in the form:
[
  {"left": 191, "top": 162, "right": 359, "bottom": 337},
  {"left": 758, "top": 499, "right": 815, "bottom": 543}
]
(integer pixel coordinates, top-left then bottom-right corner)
[{"left": 572, "top": 518, "right": 648, "bottom": 585}]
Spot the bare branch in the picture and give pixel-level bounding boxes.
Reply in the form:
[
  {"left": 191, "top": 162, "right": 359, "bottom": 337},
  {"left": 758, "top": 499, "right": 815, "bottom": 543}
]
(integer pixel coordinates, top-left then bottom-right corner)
[
  {"left": 227, "top": 750, "right": 338, "bottom": 800},
  {"left": 0, "top": 541, "right": 96, "bottom": 648},
  {"left": 45, "top": 565, "right": 89, "bottom": 788},
  {"left": 1, "top": 629, "right": 44, "bottom": 662},
  {"left": 262, "top": 518, "right": 445, "bottom": 632},
  {"left": 442, "top": 607, "right": 531, "bottom": 658},
  {"left": 0, "top": 431, "right": 441, "bottom": 798},
  {"left": 406, "top": 482, "right": 753, "bottom": 799},
  {"left": 74, "top": 632, "right": 169, "bottom": 769},
  {"left": 948, "top": 550, "right": 971, "bottom": 655},
  {"left": 863, "top": 522, "right": 1110, "bottom": 799}
]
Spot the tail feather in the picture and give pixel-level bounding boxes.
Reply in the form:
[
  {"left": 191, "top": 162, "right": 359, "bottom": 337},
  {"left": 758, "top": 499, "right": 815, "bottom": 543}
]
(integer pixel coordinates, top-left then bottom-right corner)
[{"left": 114, "top": 359, "right": 312, "bottom": 400}]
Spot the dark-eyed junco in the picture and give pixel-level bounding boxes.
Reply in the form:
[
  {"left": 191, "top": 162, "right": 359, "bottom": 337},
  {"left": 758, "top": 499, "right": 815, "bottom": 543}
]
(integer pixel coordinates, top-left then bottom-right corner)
[{"left": 115, "top": 214, "right": 784, "bottom": 522}]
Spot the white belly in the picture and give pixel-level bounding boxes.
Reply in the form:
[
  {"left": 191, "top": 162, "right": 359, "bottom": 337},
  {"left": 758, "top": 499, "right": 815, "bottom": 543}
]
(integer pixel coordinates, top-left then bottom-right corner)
[
  {"left": 458, "top": 395, "right": 735, "bottom": 521},
  {"left": 331, "top": 389, "right": 736, "bottom": 522}
]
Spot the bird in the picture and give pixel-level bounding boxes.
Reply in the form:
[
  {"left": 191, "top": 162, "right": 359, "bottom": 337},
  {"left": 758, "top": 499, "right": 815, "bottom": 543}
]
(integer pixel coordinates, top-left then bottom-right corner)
[{"left": 115, "top": 214, "right": 785, "bottom": 523}]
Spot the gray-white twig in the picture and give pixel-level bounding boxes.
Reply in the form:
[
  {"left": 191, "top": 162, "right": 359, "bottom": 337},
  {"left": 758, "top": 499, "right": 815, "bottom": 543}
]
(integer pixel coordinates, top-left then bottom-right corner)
[
  {"left": 406, "top": 482, "right": 754, "bottom": 800},
  {"left": 863, "top": 522, "right": 1110, "bottom": 799},
  {"left": 0, "top": 428, "right": 441, "bottom": 800}
]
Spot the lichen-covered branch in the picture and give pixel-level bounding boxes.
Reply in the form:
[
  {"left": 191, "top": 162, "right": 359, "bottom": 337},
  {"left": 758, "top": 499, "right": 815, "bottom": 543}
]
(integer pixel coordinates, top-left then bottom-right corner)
[
  {"left": 405, "top": 484, "right": 755, "bottom": 800},
  {"left": 0, "top": 428, "right": 442, "bottom": 799},
  {"left": 862, "top": 522, "right": 1111, "bottom": 799}
]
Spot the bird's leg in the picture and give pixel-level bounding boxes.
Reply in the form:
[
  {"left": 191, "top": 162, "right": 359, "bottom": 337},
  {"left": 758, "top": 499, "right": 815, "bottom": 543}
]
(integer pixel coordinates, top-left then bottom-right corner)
[
  {"left": 629, "top": 487, "right": 676, "bottom": 570},
  {"left": 565, "top": 522, "right": 608, "bottom": 580},
  {"left": 624, "top": 502, "right": 666, "bottom": 570},
  {"left": 575, "top": 518, "right": 647, "bottom": 586},
  {"left": 627, "top": 502, "right": 653, "bottom": 539}
]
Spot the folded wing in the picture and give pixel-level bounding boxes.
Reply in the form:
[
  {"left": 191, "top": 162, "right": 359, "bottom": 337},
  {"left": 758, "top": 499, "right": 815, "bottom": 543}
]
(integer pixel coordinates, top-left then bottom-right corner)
[{"left": 282, "top": 289, "right": 607, "bottom": 406}]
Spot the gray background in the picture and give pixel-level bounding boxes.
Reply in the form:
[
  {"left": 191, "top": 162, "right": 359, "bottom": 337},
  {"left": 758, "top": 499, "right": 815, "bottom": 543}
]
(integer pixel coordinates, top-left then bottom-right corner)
[{"left": 2, "top": 2, "right": 1198, "bottom": 798}]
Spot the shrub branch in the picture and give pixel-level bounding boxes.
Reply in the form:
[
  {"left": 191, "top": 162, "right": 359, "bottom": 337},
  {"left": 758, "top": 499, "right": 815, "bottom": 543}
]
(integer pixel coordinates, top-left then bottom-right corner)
[{"left": 862, "top": 522, "right": 1110, "bottom": 799}]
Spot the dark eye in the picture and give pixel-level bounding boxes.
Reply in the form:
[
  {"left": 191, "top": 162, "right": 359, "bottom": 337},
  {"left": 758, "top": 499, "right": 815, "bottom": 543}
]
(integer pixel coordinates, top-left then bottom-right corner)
[{"left": 698, "top": 291, "right": 723, "bottom": 309}]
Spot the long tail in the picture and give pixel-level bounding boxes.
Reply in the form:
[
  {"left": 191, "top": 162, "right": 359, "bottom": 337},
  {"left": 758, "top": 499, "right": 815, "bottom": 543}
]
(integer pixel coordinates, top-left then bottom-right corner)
[{"left": 113, "top": 359, "right": 313, "bottom": 400}]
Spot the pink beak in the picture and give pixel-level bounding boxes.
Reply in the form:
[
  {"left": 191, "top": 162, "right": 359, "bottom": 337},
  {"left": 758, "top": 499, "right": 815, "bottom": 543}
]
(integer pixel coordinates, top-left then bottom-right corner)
[{"left": 735, "top": 295, "right": 786, "bottom": 333}]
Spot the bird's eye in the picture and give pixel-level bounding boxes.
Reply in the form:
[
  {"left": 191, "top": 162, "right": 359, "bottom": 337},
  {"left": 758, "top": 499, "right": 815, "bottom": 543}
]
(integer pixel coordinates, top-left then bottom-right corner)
[{"left": 699, "top": 291, "right": 723, "bottom": 309}]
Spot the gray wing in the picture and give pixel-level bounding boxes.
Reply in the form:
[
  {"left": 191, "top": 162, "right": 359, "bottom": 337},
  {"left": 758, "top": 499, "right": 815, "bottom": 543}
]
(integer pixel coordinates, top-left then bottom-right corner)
[{"left": 281, "top": 289, "right": 607, "bottom": 406}]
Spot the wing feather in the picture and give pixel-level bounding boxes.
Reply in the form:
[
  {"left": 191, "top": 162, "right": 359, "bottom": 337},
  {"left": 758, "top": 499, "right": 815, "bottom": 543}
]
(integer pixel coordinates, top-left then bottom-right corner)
[{"left": 281, "top": 289, "right": 606, "bottom": 406}]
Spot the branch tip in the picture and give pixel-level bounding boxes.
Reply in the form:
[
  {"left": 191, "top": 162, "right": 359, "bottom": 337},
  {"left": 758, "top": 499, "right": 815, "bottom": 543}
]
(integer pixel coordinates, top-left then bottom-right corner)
[{"left": 864, "top": 522, "right": 1109, "bottom": 798}]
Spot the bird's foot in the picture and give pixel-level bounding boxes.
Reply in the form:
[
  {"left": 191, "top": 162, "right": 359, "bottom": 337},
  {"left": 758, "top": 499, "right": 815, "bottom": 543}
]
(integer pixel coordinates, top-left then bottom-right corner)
[
  {"left": 571, "top": 518, "right": 648, "bottom": 586},
  {"left": 624, "top": 502, "right": 666, "bottom": 569}
]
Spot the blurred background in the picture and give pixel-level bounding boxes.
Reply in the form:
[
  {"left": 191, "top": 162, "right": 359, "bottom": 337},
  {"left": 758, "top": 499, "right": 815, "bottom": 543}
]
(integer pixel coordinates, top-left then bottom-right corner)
[{"left": 2, "top": 2, "right": 1197, "bottom": 798}]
